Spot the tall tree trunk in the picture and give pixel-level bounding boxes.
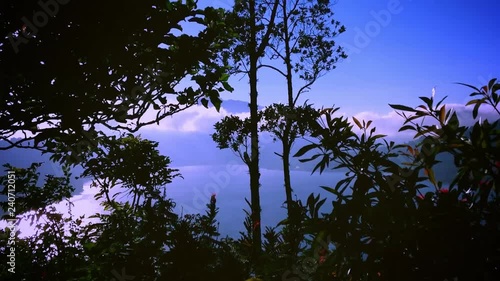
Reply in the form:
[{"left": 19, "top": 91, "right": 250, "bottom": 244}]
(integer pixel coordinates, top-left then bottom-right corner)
[
  {"left": 282, "top": 136, "right": 293, "bottom": 215},
  {"left": 248, "top": 0, "right": 262, "bottom": 268},
  {"left": 282, "top": 0, "right": 295, "bottom": 221}
]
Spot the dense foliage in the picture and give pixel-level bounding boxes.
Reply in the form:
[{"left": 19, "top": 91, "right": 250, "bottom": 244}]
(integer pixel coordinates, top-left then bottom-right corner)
[
  {"left": 293, "top": 80, "right": 500, "bottom": 280},
  {"left": 1, "top": 80, "right": 498, "bottom": 281},
  {"left": 0, "top": 1, "right": 499, "bottom": 281},
  {"left": 0, "top": 0, "right": 234, "bottom": 164}
]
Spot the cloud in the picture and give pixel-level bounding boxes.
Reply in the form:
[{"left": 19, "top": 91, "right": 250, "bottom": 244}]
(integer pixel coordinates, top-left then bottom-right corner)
[
  {"left": 349, "top": 103, "right": 499, "bottom": 141},
  {"left": 0, "top": 180, "right": 104, "bottom": 238},
  {"left": 0, "top": 180, "right": 164, "bottom": 239},
  {"left": 139, "top": 104, "right": 250, "bottom": 133},
  {"left": 307, "top": 108, "right": 411, "bottom": 140},
  {"left": 446, "top": 103, "right": 499, "bottom": 126},
  {"left": 352, "top": 110, "right": 409, "bottom": 138},
  {"left": 7, "top": 102, "right": 251, "bottom": 139},
  {"left": 7, "top": 98, "right": 499, "bottom": 143},
  {"left": 140, "top": 100, "right": 499, "bottom": 139}
]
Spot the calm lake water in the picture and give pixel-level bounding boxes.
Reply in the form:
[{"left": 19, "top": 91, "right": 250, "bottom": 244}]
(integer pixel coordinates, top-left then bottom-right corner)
[
  {"left": 3, "top": 164, "right": 435, "bottom": 239},
  {"left": 165, "top": 165, "right": 344, "bottom": 237}
]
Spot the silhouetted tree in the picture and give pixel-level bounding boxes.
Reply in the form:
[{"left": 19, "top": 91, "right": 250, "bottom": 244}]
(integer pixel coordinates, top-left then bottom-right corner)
[
  {"left": 220, "top": 0, "right": 280, "bottom": 268},
  {"left": 214, "top": 1, "right": 346, "bottom": 260},
  {"left": 264, "top": 0, "right": 346, "bottom": 224},
  {"left": 0, "top": 0, "right": 234, "bottom": 165},
  {"left": 295, "top": 79, "right": 500, "bottom": 281}
]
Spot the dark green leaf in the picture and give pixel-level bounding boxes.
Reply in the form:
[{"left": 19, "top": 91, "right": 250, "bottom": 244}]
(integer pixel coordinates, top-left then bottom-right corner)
[
  {"left": 399, "top": 125, "right": 416, "bottom": 132},
  {"left": 210, "top": 96, "right": 222, "bottom": 112},
  {"left": 294, "top": 143, "right": 318, "bottom": 158},
  {"left": 389, "top": 104, "right": 417, "bottom": 112},
  {"left": 201, "top": 98, "right": 209, "bottom": 108},
  {"left": 419, "top": 96, "right": 433, "bottom": 109},
  {"left": 455, "top": 82, "right": 480, "bottom": 93}
]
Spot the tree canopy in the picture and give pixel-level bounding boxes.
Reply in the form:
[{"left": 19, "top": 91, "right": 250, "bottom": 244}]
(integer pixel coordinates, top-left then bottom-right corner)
[{"left": 0, "top": 0, "right": 233, "bottom": 164}]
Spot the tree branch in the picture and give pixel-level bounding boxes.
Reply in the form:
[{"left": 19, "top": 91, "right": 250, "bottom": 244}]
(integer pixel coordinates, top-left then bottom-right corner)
[
  {"left": 256, "top": 0, "right": 280, "bottom": 57},
  {"left": 257, "top": 64, "right": 286, "bottom": 77}
]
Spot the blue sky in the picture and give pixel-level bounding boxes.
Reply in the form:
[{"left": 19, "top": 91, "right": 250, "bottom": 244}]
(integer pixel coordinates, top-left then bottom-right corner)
[{"left": 205, "top": 0, "right": 500, "bottom": 115}]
